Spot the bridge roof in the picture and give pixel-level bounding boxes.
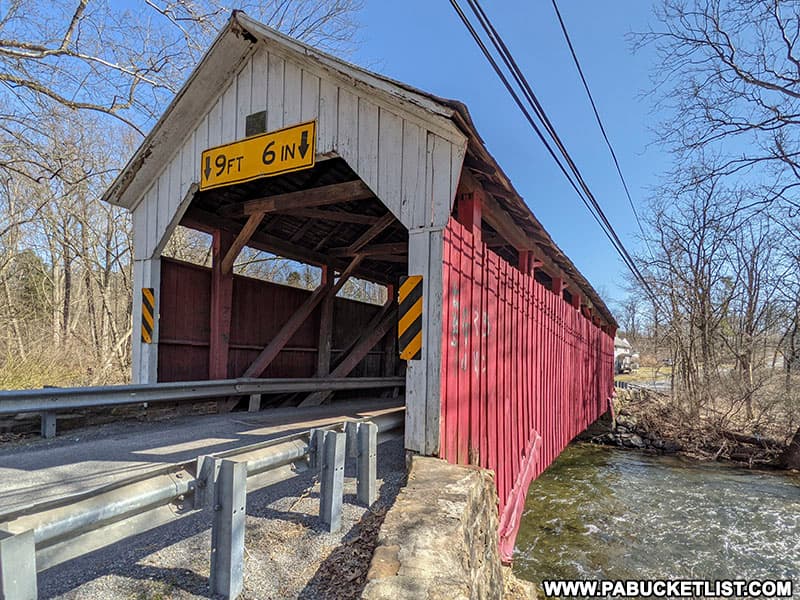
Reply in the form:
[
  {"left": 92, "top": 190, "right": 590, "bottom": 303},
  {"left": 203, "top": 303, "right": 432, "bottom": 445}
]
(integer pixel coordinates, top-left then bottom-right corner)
[{"left": 103, "top": 11, "right": 616, "bottom": 327}]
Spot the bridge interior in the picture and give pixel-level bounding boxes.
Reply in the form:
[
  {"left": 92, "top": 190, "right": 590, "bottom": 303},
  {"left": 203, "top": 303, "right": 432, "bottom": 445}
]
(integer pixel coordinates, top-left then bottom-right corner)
[{"left": 166, "top": 157, "right": 409, "bottom": 409}]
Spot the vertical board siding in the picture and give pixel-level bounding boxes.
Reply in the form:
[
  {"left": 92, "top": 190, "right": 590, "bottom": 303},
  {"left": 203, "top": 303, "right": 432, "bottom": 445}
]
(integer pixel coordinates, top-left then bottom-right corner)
[
  {"left": 318, "top": 79, "right": 338, "bottom": 150},
  {"left": 267, "top": 53, "right": 284, "bottom": 131},
  {"left": 283, "top": 61, "right": 302, "bottom": 126},
  {"left": 251, "top": 48, "right": 268, "bottom": 113},
  {"left": 300, "top": 71, "right": 320, "bottom": 122},
  {"left": 440, "top": 217, "right": 614, "bottom": 561},
  {"left": 236, "top": 59, "right": 252, "bottom": 138},
  {"left": 157, "top": 259, "right": 395, "bottom": 383},
  {"left": 134, "top": 47, "right": 467, "bottom": 261}
]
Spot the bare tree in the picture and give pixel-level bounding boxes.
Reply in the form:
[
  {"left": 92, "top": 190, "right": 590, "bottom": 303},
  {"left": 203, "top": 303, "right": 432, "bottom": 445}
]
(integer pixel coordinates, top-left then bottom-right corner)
[
  {"left": 637, "top": 0, "right": 800, "bottom": 207},
  {"left": 0, "top": 1, "right": 364, "bottom": 387},
  {"left": 633, "top": 0, "right": 800, "bottom": 454},
  {"left": 0, "top": 0, "right": 362, "bottom": 134}
]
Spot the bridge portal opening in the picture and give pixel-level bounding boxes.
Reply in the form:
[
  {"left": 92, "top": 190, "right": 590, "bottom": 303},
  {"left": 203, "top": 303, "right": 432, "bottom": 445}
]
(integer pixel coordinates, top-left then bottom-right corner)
[{"left": 158, "top": 156, "right": 407, "bottom": 410}]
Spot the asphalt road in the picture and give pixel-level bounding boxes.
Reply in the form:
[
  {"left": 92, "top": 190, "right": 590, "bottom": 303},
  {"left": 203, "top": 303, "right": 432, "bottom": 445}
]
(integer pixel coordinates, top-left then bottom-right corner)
[{"left": 0, "top": 399, "right": 402, "bottom": 514}]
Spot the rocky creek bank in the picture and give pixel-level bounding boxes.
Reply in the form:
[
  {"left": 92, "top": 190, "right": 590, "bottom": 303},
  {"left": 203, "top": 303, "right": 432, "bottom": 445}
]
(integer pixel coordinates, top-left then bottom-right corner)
[{"left": 581, "top": 388, "right": 799, "bottom": 470}]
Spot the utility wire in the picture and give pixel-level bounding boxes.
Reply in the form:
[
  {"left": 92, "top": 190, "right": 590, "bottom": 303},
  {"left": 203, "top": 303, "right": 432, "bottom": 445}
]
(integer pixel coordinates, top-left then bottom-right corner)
[
  {"left": 445, "top": 1, "right": 618, "bottom": 243},
  {"left": 466, "top": 0, "right": 641, "bottom": 279},
  {"left": 549, "top": 0, "right": 648, "bottom": 244},
  {"left": 449, "top": 0, "right": 659, "bottom": 305}
]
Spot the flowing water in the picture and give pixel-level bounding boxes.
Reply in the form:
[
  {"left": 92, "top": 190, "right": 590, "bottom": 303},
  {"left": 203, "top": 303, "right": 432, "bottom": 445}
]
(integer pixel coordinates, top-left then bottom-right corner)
[{"left": 513, "top": 444, "right": 800, "bottom": 587}]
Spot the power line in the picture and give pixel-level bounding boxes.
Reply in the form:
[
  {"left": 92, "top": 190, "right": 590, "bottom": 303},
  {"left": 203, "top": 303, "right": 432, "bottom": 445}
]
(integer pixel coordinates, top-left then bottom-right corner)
[
  {"left": 448, "top": 0, "right": 659, "bottom": 306},
  {"left": 465, "top": 0, "right": 638, "bottom": 274},
  {"left": 549, "top": 0, "right": 648, "bottom": 244},
  {"left": 445, "top": 0, "right": 612, "bottom": 239}
]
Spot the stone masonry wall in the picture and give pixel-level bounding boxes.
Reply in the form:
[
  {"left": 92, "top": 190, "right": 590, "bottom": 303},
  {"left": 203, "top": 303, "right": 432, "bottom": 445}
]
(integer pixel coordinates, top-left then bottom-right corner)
[{"left": 362, "top": 456, "right": 532, "bottom": 599}]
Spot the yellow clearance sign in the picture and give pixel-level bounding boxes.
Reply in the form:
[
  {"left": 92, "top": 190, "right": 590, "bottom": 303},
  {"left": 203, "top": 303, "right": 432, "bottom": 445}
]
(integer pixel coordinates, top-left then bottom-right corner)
[{"left": 199, "top": 120, "right": 316, "bottom": 191}]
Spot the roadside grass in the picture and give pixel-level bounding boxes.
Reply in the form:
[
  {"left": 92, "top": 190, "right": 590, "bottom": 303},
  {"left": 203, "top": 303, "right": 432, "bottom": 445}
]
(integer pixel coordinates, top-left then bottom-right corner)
[
  {"left": 616, "top": 366, "right": 672, "bottom": 383},
  {"left": 0, "top": 351, "right": 128, "bottom": 390},
  {"left": 0, "top": 357, "right": 89, "bottom": 389}
]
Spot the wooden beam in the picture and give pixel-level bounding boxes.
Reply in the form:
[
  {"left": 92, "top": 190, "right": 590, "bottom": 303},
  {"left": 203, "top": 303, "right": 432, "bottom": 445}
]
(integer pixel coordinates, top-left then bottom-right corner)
[
  {"left": 457, "top": 169, "right": 581, "bottom": 288},
  {"left": 365, "top": 255, "right": 408, "bottom": 263},
  {"left": 346, "top": 212, "right": 396, "bottom": 254},
  {"left": 210, "top": 230, "right": 235, "bottom": 380},
  {"left": 313, "top": 225, "right": 340, "bottom": 252},
  {"left": 481, "top": 193, "right": 535, "bottom": 251},
  {"left": 272, "top": 207, "right": 380, "bottom": 225},
  {"left": 383, "top": 284, "right": 397, "bottom": 378},
  {"left": 482, "top": 233, "right": 506, "bottom": 248},
  {"left": 316, "top": 266, "right": 334, "bottom": 377},
  {"left": 551, "top": 276, "right": 566, "bottom": 296},
  {"left": 518, "top": 250, "right": 533, "bottom": 274},
  {"left": 300, "top": 306, "right": 397, "bottom": 407},
  {"left": 289, "top": 218, "right": 315, "bottom": 243},
  {"left": 571, "top": 291, "right": 581, "bottom": 310},
  {"left": 328, "top": 242, "right": 407, "bottom": 258},
  {"left": 182, "top": 208, "right": 393, "bottom": 284},
  {"left": 221, "top": 180, "right": 373, "bottom": 218},
  {"left": 221, "top": 212, "right": 265, "bottom": 275},
  {"left": 464, "top": 154, "right": 496, "bottom": 177},
  {"left": 456, "top": 191, "right": 482, "bottom": 237},
  {"left": 242, "top": 255, "right": 364, "bottom": 378},
  {"left": 332, "top": 297, "right": 394, "bottom": 371}
]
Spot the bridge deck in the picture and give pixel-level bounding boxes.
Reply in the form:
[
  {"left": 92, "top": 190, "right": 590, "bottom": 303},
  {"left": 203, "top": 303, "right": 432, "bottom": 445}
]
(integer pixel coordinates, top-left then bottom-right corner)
[{"left": 0, "top": 399, "right": 402, "bottom": 514}]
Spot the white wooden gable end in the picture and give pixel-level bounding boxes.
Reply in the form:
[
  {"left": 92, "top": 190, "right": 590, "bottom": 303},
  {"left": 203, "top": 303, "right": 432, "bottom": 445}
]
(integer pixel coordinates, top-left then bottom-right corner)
[{"left": 112, "top": 12, "right": 468, "bottom": 261}]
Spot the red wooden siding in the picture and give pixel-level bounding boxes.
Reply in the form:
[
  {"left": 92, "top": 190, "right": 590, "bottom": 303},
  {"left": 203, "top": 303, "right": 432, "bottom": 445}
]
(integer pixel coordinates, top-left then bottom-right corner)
[
  {"left": 440, "top": 217, "right": 614, "bottom": 562},
  {"left": 158, "top": 258, "right": 393, "bottom": 382}
]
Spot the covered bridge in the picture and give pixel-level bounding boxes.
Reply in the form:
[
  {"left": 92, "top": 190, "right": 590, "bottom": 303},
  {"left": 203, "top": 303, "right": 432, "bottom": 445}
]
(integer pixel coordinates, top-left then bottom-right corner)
[{"left": 104, "top": 11, "right": 616, "bottom": 559}]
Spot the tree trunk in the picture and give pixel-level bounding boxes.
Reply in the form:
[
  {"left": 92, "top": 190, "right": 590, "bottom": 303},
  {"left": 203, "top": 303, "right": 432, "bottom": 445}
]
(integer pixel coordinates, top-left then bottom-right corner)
[
  {"left": 781, "top": 427, "right": 800, "bottom": 470},
  {"left": 61, "top": 243, "right": 71, "bottom": 346}
]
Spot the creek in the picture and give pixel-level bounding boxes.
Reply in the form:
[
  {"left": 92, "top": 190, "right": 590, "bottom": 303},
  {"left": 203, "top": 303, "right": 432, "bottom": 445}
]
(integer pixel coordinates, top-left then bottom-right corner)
[{"left": 514, "top": 444, "right": 800, "bottom": 589}]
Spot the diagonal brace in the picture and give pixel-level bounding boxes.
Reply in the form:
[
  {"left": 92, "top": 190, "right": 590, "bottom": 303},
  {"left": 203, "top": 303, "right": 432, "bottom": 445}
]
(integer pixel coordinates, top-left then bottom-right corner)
[{"left": 242, "top": 255, "right": 364, "bottom": 378}]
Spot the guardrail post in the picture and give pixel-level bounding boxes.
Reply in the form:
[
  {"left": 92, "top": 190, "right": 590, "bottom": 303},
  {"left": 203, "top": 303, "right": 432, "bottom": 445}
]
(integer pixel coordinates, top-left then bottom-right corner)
[
  {"left": 247, "top": 394, "right": 261, "bottom": 412},
  {"left": 40, "top": 411, "right": 56, "bottom": 439},
  {"left": 319, "top": 430, "right": 346, "bottom": 533},
  {"left": 210, "top": 459, "right": 247, "bottom": 600},
  {"left": 0, "top": 529, "right": 37, "bottom": 600},
  {"left": 356, "top": 422, "right": 378, "bottom": 506},
  {"left": 345, "top": 421, "right": 358, "bottom": 458},
  {"left": 196, "top": 455, "right": 221, "bottom": 510}
]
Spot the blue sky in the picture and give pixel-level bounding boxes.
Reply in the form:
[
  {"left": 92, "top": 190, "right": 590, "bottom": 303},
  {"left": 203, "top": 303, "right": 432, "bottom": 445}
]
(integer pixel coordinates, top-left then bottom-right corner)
[{"left": 351, "top": 1, "right": 669, "bottom": 302}]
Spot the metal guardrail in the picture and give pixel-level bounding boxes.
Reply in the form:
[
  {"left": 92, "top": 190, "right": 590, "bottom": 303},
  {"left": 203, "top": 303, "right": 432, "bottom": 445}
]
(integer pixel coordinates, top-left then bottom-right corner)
[
  {"left": 0, "top": 409, "right": 404, "bottom": 600},
  {"left": 614, "top": 380, "right": 669, "bottom": 397},
  {"left": 0, "top": 376, "right": 405, "bottom": 438}
]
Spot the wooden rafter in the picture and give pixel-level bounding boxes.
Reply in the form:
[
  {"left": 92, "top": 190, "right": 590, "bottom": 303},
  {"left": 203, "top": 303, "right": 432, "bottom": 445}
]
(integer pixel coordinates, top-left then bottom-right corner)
[
  {"left": 220, "top": 180, "right": 373, "bottom": 218},
  {"left": 313, "top": 225, "right": 340, "bottom": 252},
  {"left": 481, "top": 193, "right": 535, "bottom": 251},
  {"left": 289, "top": 218, "right": 316, "bottom": 243},
  {"left": 328, "top": 242, "right": 407, "bottom": 258},
  {"left": 271, "top": 207, "right": 380, "bottom": 225},
  {"left": 182, "top": 208, "right": 393, "bottom": 284},
  {"left": 220, "top": 212, "right": 265, "bottom": 275},
  {"left": 464, "top": 153, "right": 496, "bottom": 177},
  {"left": 343, "top": 212, "right": 396, "bottom": 255}
]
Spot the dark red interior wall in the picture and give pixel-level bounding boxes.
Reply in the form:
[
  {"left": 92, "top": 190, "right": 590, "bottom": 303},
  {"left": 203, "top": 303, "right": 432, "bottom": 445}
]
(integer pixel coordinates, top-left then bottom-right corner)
[
  {"left": 159, "top": 260, "right": 212, "bottom": 381},
  {"left": 158, "top": 258, "right": 392, "bottom": 382}
]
